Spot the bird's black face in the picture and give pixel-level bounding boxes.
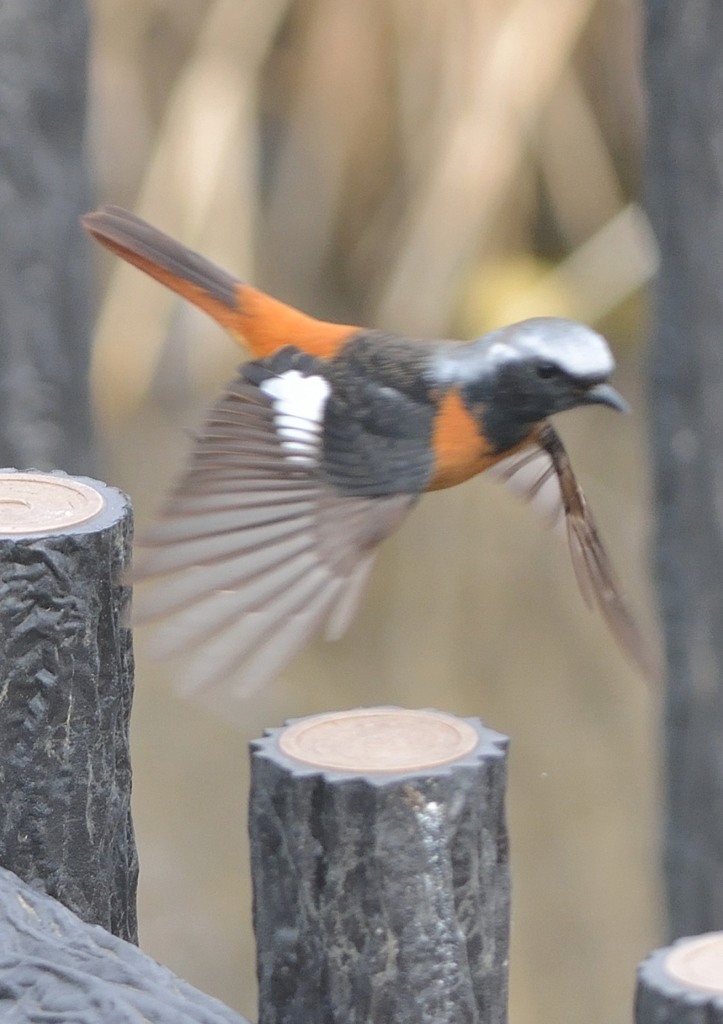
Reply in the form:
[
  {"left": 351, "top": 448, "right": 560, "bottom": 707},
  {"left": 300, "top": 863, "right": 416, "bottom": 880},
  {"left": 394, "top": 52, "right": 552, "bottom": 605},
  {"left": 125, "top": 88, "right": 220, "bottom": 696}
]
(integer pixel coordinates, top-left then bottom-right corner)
[
  {"left": 471, "top": 355, "right": 628, "bottom": 453},
  {"left": 430, "top": 316, "right": 627, "bottom": 454},
  {"left": 497, "top": 357, "right": 625, "bottom": 418}
]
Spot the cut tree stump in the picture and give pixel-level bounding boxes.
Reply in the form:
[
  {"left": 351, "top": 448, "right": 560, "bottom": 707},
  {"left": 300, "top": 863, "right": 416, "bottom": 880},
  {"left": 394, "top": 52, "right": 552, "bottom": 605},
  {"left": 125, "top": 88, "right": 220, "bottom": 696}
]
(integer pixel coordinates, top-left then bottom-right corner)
[
  {"left": 249, "top": 706, "right": 510, "bottom": 1024},
  {"left": 636, "top": 931, "right": 723, "bottom": 1023},
  {"left": 0, "top": 469, "right": 137, "bottom": 942}
]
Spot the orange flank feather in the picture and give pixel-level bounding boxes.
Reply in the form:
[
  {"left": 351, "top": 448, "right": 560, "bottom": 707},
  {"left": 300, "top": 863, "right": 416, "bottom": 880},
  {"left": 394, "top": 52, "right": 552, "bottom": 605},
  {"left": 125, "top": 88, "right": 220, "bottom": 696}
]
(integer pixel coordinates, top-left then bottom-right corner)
[
  {"left": 82, "top": 205, "right": 359, "bottom": 360},
  {"left": 226, "top": 283, "right": 359, "bottom": 360}
]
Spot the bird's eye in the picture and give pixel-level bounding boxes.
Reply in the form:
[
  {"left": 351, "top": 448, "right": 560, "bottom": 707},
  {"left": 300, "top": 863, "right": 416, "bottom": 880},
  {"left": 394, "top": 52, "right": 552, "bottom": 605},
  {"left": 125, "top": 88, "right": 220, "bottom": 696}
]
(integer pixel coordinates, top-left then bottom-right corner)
[{"left": 536, "top": 361, "right": 558, "bottom": 380}]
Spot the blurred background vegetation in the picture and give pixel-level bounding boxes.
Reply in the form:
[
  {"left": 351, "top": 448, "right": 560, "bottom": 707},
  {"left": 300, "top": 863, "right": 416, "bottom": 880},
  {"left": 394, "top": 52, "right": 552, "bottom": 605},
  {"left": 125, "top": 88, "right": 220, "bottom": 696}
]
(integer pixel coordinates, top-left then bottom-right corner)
[{"left": 85, "top": 0, "right": 659, "bottom": 1020}]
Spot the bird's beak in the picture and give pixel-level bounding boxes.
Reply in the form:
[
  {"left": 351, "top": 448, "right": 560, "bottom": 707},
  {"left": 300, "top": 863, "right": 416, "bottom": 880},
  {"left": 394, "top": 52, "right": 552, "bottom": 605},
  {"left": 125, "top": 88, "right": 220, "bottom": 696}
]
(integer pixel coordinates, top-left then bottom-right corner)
[{"left": 583, "top": 382, "right": 630, "bottom": 413}]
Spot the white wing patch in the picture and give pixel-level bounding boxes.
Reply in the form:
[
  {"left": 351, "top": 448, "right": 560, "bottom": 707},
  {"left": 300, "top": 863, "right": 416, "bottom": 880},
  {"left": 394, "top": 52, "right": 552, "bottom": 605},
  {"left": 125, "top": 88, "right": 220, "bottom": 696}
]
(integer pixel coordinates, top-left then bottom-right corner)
[{"left": 259, "top": 370, "right": 330, "bottom": 463}]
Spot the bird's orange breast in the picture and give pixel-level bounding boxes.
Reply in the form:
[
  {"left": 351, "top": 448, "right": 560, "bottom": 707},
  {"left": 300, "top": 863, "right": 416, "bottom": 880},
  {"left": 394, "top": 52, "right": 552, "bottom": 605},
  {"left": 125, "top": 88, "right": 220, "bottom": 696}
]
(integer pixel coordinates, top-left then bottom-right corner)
[
  {"left": 428, "top": 389, "right": 537, "bottom": 490},
  {"left": 428, "top": 389, "right": 498, "bottom": 490}
]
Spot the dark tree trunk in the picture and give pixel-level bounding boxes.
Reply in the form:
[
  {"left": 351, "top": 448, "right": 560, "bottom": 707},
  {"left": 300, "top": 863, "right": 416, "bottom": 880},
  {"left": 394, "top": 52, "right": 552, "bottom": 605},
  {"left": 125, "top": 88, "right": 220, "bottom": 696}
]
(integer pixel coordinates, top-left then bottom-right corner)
[
  {"left": 0, "top": 0, "right": 95, "bottom": 474},
  {"left": 645, "top": 1, "right": 723, "bottom": 936},
  {"left": 0, "top": 865, "right": 252, "bottom": 1023}
]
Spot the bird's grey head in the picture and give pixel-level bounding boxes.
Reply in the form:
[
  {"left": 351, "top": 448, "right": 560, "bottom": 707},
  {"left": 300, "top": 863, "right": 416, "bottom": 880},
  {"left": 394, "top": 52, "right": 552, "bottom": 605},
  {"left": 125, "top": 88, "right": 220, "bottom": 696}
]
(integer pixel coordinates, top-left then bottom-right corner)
[
  {"left": 487, "top": 315, "right": 613, "bottom": 373},
  {"left": 433, "top": 316, "right": 628, "bottom": 452}
]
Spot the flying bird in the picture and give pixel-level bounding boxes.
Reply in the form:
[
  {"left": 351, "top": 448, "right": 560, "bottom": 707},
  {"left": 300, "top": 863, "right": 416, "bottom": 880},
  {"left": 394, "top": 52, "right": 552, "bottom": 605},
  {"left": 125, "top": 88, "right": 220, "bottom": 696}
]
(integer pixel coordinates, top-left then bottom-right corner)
[{"left": 84, "top": 206, "right": 651, "bottom": 693}]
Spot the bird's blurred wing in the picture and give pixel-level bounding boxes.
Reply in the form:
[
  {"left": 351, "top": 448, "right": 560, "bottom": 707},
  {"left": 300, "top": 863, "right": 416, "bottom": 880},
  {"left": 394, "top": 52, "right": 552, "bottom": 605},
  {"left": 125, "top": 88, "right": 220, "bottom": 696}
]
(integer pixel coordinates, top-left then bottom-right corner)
[
  {"left": 486, "top": 441, "right": 566, "bottom": 532},
  {"left": 133, "top": 353, "right": 415, "bottom": 695},
  {"left": 486, "top": 425, "right": 655, "bottom": 679}
]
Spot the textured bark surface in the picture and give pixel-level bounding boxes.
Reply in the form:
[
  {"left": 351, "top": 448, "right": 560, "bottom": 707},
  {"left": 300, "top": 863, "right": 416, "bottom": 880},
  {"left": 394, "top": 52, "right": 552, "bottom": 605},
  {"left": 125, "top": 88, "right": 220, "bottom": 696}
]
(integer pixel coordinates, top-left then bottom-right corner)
[
  {"left": 249, "top": 717, "right": 509, "bottom": 1024},
  {"left": 0, "top": 0, "right": 95, "bottom": 473},
  {"left": 636, "top": 942, "right": 723, "bottom": 1024},
  {"left": 0, "top": 473, "right": 137, "bottom": 942},
  {"left": 645, "top": 1, "right": 723, "bottom": 936},
  {"left": 0, "top": 865, "right": 252, "bottom": 1024}
]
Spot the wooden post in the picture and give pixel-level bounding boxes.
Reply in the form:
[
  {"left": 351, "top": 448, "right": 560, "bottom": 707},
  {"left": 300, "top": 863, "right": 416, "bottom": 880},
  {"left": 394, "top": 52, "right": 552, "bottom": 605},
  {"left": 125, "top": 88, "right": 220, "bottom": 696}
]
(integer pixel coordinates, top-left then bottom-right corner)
[
  {"left": 249, "top": 707, "right": 510, "bottom": 1024},
  {"left": 636, "top": 932, "right": 723, "bottom": 1022},
  {"left": 0, "top": 469, "right": 137, "bottom": 943}
]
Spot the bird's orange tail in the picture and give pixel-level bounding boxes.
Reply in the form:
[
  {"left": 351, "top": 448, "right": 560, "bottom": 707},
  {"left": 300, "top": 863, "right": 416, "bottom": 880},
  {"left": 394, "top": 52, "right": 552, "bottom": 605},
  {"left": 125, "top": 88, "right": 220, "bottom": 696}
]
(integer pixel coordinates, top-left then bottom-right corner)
[{"left": 82, "top": 206, "right": 359, "bottom": 360}]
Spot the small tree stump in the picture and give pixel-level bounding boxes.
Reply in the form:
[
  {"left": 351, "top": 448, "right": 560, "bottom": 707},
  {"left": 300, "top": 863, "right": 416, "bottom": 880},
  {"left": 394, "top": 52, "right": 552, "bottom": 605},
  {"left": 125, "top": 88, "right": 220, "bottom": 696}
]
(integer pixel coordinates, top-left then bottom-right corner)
[
  {"left": 249, "top": 707, "right": 510, "bottom": 1024},
  {"left": 636, "top": 932, "right": 723, "bottom": 1023},
  {"left": 0, "top": 469, "right": 137, "bottom": 942}
]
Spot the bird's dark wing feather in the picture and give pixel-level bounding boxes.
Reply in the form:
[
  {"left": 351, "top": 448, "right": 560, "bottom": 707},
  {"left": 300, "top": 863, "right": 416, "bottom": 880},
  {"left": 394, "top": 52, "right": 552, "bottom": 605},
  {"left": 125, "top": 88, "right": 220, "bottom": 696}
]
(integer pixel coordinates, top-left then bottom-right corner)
[
  {"left": 486, "top": 424, "right": 655, "bottom": 679},
  {"left": 133, "top": 351, "right": 417, "bottom": 694}
]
